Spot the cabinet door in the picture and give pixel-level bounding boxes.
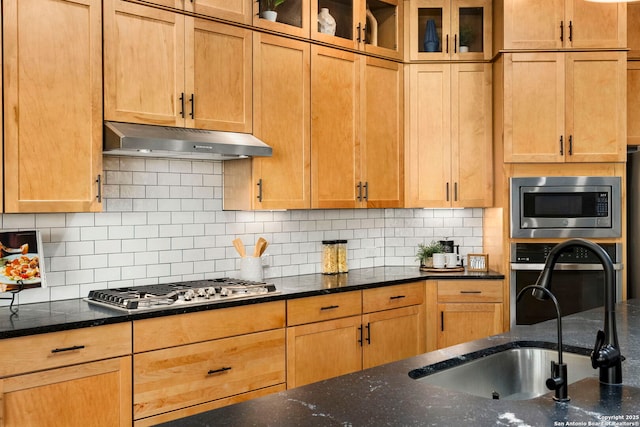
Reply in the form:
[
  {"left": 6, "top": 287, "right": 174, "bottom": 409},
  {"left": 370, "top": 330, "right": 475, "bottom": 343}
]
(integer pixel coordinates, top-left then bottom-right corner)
[
  {"left": 501, "top": 0, "right": 564, "bottom": 50},
  {"left": 104, "top": 0, "right": 186, "bottom": 126},
  {"left": 629, "top": 61, "right": 640, "bottom": 146},
  {"left": 437, "top": 303, "right": 502, "bottom": 348},
  {"left": 629, "top": 3, "right": 640, "bottom": 59},
  {"left": 451, "top": 63, "right": 492, "bottom": 207},
  {"left": 3, "top": 0, "right": 102, "bottom": 213},
  {"left": 360, "top": 0, "right": 403, "bottom": 60},
  {"left": 191, "top": 0, "right": 252, "bottom": 24},
  {"left": 565, "top": 52, "right": 626, "bottom": 163},
  {"left": 311, "top": 46, "right": 361, "bottom": 208},
  {"left": 252, "top": 34, "right": 311, "bottom": 209},
  {"left": 503, "top": 53, "right": 565, "bottom": 163},
  {"left": 188, "top": 19, "right": 252, "bottom": 133},
  {"left": 409, "top": 0, "right": 452, "bottom": 61},
  {"left": 405, "top": 63, "right": 452, "bottom": 207},
  {"left": 362, "top": 305, "right": 425, "bottom": 369},
  {"left": 253, "top": 0, "right": 311, "bottom": 38},
  {"left": 362, "top": 57, "right": 403, "bottom": 208},
  {"left": 286, "top": 316, "right": 362, "bottom": 388},
  {"left": 310, "top": 0, "right": 357, "bottom": 50},
  {"left": 565, "top": 0, "right": 625, "bottom": 49},
  {"left": 0, "top": 357, "right": 132, "bottom": 427}
]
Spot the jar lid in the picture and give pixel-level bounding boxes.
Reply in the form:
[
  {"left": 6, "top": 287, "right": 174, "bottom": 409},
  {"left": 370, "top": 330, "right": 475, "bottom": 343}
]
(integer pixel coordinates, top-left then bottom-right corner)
[
  {"left": 322, "top": 240, "right": 338, "bottom": 244},
  {"left": 336, "top": 240, "right": 348, "bottom": 244}
]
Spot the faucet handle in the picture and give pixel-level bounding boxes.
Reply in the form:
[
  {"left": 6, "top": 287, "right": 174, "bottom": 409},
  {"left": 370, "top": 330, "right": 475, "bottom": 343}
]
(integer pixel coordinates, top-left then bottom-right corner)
[
  {"left": 591, "top": 329, "right": 623, "bottom": 369},
  {"left": 591, "top": 330, "right": 605, "bottom": 369},
  {"left": 546, "top": 361, "right": 569, "bottom": 401}
]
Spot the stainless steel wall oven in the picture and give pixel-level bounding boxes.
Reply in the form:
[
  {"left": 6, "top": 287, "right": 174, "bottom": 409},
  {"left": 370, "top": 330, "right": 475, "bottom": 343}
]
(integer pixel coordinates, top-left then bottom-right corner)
[{"left": 510, "top": 242, "right": 622, "bottom": 326}]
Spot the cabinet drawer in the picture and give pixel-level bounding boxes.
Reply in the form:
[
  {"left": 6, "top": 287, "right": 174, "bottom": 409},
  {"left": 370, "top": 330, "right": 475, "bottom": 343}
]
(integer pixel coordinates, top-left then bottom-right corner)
[
  {"left": 0, "top": 323, "right": 132, "bottom": 377},
  {"left": 287, "top": 291, "right": 362, "bottom": 326},
  {"left": 134, "top": 301, "right": 285, "bottom": 352},
  {"left": 363, "top": 282, "right": 424, "bottom": 313},
  {"left": 133, "top": 329, "right": 285, "bottom": 420},
  {"left": 437, "top": 280, "right": 503, "bottom": 303}
]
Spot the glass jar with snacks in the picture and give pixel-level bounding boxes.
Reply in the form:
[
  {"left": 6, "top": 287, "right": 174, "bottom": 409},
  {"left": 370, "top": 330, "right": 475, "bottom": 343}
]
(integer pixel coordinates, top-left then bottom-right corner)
[
  {"left": 336, "top": 240, "right": 348, "bottom": 273},
  {"left": 322, "top": 240, "right": 338, "bottom": 274}
]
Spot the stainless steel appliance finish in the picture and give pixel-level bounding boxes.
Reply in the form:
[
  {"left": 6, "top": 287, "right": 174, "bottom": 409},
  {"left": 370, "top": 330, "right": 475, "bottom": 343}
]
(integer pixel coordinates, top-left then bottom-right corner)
[
  {"left": 510, "top": 176, "right": 621, "bottom": 238},
  {"left": 103, "top": 121, "right": 273, "bottom": 160},
  {"left": 86, "top": 278, "right": 279, "bottom": 313},
  {"left": 411, "top": 347, "right": 595, "bottom": 400},
  {"left": 510, "top": 242, "right": 622, "bottom": 326}
]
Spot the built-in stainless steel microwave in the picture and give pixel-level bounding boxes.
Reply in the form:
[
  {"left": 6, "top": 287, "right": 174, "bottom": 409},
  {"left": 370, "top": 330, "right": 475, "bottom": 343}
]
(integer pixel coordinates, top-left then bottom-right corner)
[{"left": 510, "top": 176, "right": 622, "bottom": 238}]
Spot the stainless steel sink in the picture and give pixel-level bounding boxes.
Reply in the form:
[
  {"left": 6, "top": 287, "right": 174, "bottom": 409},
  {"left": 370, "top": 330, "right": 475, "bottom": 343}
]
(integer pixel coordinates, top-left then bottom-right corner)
[{"left": 409, "top": 344, "right": 597, "bottom": 400}]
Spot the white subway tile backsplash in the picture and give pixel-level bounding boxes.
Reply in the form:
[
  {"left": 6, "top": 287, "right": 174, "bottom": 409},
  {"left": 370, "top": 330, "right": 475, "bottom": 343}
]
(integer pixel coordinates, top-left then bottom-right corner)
[{"left": 0, "top": 157, "right": 485, "bottom": 305}]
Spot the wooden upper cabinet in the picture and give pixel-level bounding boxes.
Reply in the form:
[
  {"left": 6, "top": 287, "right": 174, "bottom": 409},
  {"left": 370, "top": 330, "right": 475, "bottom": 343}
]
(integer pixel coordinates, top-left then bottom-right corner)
[
  {"left": 502, "top": 52, "right": 626, "bottom": 163},
  {"left": 3, "top": 0, "right": 103, "bottom": 213},
  {"left": 308, "top": 0, "right": 403, "bottom": 59},
  {"left": 408, "top": 0, "right": 491, "bottom": 61},
  {"left": 224, "top": 34, "right": 311, "bottom": 210},
  {"left": 362, "top": 57, "right": 404, "bottom": 208},
  {"left": 405, "top": 63, "right": 492, "bottom": 208},
  {"left": 104, "top": 0, "right": 252, "bottom": 132},
  {"left": 311, "top": 46, "right": 403, "bottom": 208},
  {"left": 629, "top": 61, "right": 640, "bottom": 146},
  {"left": 496, "top": 0, "right": 626, "bottom": 51},
  {"left": 629, "top": 3, "right": 640, "bottom": 59},
  {"left": 311, "top": 46, "right": 361, "bottom": 209},
  {"left": 129, "top": 0, "right": 253, "bottom": 24},
  {"left": 253, "top": 0, "right": 311, "bottom": 39}
]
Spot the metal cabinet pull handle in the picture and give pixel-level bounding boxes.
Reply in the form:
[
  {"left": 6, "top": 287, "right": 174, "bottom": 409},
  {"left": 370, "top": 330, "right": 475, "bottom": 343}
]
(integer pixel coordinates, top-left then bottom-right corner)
[
  {"left": 440, "top": 311, "right": 444, "bottom": 331},
  {"left": 446, "top": 182, "right": 450, "bottom": 202},
  {"left": 454, "top": 182, "right": 458, "bottom": 202},
  {"left": 365, "top": 322, "right": 371, "bottom": 344},
  {"left": 189, "top": 93, "right": 195, "bottom": 118},
  {"left": 560, "top": 21, "right": 564, "bottom": 42},
  {"left": 454, "top": 34, "right": 457, "bottom": 53},
  {"left": 460, "top": 290, "right": 482, "bottom": 294},
  {"left": 257, "top": 179, "right": 263, "bottom": 202},
  {"left": 446, "top": 34, "right": 449, "bottom": 53},
  {"left": 179, "top": 93, "right": 185, "bottom": 118},
  {"left": 568, "top": 135, "right": 573, "bottom": 155},
  {"left": 569, "top": 21, "right": 573, "bottom": 42},
  {"left": 357, "top": 23, "right": 362, "bottom": 43},
  {"left": 560, "top": 135, "right": 564, "bottom": 155},
  {"left": 208, "top": 367, "right": 232, "bottom": 375},
  {"left": 357, "top": 182, "right": 363, "bottom": 201},
  {"left": 390, "top": 295, "right": 406, "bottom": 300},
  {"left": 358, "top": 324, "right": 363, "bottom": 345},
  {"left": 51, "top": 345, "right": 85, "bottom": 354},
  {"left": 96, "top": 174, "right": 102, "bottom": 203},
  {"left": 320, "top": 305, "right": 339, "bottom": 311},
  {"left": 363, "top": 182, "right": 368, "bottom": 201}
]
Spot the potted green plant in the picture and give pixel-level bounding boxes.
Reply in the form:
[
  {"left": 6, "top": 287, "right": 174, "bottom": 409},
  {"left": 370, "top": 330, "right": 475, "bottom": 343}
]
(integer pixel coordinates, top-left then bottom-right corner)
[
  {"left": 261, "top": 0, "right": 286, "bottom": 22},
  {"left": 416, "top": 240, "right": 444, "bottom": 268},
  {"left": 459, "top": 25, "right": 474, "bottom": 53}
]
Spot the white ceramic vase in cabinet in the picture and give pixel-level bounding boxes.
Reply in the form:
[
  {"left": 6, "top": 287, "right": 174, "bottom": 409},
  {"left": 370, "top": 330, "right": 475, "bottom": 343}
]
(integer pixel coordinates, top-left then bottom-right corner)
[{"left": 318, "top": 7, "right": 336, "bottom": 36}]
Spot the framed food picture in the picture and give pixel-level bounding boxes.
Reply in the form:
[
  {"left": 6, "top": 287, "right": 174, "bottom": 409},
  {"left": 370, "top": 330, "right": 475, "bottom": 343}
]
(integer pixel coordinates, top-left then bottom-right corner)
[{"left": 0, "top": 230, "right": 46, "bottom": 292}]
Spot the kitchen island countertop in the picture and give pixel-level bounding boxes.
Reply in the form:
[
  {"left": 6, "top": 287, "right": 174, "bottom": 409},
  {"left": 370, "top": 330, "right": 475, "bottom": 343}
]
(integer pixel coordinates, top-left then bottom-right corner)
[
  {"left": 0, "top": 266, "right": 503, "bottom": 339},
  {"left": 160, "top": 299, "right": 640, "bottom": 427}
]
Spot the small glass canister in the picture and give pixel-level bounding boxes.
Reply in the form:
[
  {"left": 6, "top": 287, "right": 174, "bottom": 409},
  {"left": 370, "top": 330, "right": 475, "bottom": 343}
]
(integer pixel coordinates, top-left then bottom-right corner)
[
  {"left": 336, "top": 240, "right": 348, "bottom": 273},
  {"left": 322, "top": 240, "right": 338, "bottom": 274}
]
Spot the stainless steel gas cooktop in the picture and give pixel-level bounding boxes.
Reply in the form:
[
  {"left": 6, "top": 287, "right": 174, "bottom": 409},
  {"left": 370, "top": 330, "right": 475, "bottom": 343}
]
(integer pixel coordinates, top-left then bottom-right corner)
[{"left": 86, "top": 278, "right": 278, "bottom": 313}]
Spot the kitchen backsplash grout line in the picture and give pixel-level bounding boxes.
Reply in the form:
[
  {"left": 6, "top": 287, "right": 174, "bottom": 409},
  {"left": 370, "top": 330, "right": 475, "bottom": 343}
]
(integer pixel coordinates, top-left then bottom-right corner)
[{"left": 0, "top": 157, "right": 483, "bottom": 305}]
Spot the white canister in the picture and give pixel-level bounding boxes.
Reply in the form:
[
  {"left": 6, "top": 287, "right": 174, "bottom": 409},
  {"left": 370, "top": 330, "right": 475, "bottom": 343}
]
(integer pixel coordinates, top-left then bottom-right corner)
[
  {"left": 239, "top": 257, "right": 263, "bottom": 282},
  {"left": 432, "top": 253, "right": 446, "bottom": 269},
  {"left": 318, "top": 8, "right": 336, "bottom": 36}
]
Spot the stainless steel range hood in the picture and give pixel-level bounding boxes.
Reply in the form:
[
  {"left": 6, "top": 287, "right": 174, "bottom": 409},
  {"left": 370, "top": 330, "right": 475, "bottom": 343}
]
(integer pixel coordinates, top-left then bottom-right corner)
[{"left": 103, "top": 121, "right": 272, "bottom": 160}]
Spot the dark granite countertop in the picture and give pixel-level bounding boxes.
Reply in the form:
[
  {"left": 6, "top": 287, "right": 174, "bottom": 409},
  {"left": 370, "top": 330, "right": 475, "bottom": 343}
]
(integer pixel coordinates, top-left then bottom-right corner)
[
  {"left": 161, "top": 300, "right": 640, "bottom": 427},
  {"left": 0, "top": 266, "right": 503, "bottom": 339}
]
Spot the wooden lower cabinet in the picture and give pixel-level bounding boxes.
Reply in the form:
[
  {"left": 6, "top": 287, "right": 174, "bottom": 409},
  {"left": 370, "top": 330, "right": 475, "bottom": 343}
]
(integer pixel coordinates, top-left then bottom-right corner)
[
  {"left": 0, "top": 323, "right": 132, "bottom": 427},
  {"left": 133, "top": 329, "right": 286, "bottom": 424},
  {"left": 430, "top": 280, "right": 504, "bottom": 349},
  {"left": 286, "top": 283, "right": 425, "bottom": 389},
  {"left": 0, "top": 357, "right": 131, "bottom": 427}
]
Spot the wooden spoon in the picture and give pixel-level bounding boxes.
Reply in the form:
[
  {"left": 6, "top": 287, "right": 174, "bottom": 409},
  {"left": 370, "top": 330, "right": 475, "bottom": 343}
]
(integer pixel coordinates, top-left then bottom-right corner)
[
  {"left": 232, "top": 238, "right": 246, "bottom": 257},
  {"left": 254, "top": 237, "right": 268, "bottom": 257}
]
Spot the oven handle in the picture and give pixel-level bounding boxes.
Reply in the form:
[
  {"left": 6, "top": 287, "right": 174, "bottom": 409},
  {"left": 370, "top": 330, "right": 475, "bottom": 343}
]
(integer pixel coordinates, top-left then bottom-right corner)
[{"left": 511, "top": 263, "right": 623, "bottom": 271}]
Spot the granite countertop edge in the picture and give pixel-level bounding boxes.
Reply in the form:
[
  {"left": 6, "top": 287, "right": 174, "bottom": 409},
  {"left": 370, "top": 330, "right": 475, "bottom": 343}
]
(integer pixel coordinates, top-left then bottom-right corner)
[{"left": 0, "top": 266, "right": 504, "bottom": 339}]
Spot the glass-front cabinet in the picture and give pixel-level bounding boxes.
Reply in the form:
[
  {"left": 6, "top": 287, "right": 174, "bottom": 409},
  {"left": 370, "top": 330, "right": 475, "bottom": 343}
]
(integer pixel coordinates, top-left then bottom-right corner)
[
  {"left": 409, "top": 0, "right": 490, "bottom": 61},
  {"left": 253, "top": 0, "right": 311, "bottom": 38},
  {"left": 252, "top": 0, "right": 404, "bottom": 59}
]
